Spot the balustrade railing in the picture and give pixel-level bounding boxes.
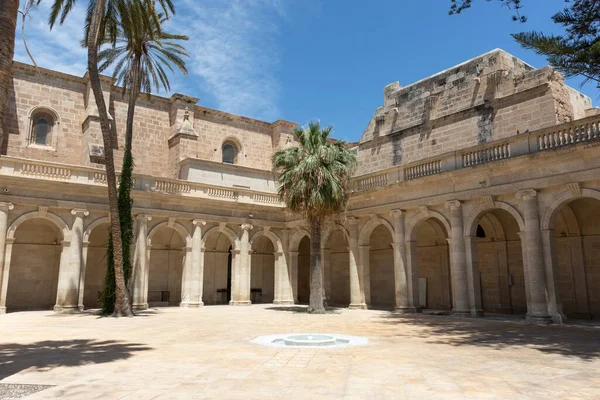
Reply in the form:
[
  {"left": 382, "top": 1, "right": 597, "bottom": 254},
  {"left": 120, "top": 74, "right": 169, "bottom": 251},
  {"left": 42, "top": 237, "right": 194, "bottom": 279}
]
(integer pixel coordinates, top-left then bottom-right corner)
[
  {"left": 154, "top": 180, "right": 191, "bottom": 194},
  {"left": 356, "top": 173, "right": 388, "bottom": 192},
  {"left": 462, "top": 142, "right": 511, "bottom": 167},
  {"left": 537, "top": 119, "right": 600, "bottom": 151},
  {"left": 21, "top": 163, "right": 72, "bottom": 180},
  {"left": 405, "top": 159, "right": 442, "bottom": 181},
  {"left": 208, "top": 187, "right": 238, "bottom": 199},
  {"left": 254, "top": 194, "right": 281, "bottom": 204}
]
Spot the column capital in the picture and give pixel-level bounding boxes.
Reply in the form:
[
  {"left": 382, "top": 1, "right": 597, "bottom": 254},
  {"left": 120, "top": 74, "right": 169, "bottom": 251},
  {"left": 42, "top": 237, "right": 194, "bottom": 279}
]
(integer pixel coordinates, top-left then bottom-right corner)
[
  {"left": 192, "top": 219, "right": 206, "bottom": 226},
  {"left": 516, "top": 189, "right": 537, "bottom": 201},
  {"left": 389, "top": 209, "right": 404, "bottom": 218},
  {"left": 346, "top": 217, "right": 359, "bottom": 225},
  {"left": 71, "top": 208, "right": 89, "bottom": 217},
  {"left": 444, "top": 200, "right": 462, "bottom": 210},
  {"left": 273, "top": 251, "right": 283, "bottom": 258},
  {"left": 241, "top": 223, "right": 253, "bottom": 231},
  {"left": 136, "top": 214, "right": 152, "bottom": 222},
  {"left": 0, "top": 202, "right": 14, "bottom": 211}
]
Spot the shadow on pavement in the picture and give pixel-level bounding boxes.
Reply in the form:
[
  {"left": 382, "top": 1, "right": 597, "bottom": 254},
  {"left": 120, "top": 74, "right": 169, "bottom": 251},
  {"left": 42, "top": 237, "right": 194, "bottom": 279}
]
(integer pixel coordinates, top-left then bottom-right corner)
[
  {"left": 379, "top": 313, "right": 600, "bottom": 361},
  {"left": 0, "top": 339, "right": 152, "bottom": 381}
]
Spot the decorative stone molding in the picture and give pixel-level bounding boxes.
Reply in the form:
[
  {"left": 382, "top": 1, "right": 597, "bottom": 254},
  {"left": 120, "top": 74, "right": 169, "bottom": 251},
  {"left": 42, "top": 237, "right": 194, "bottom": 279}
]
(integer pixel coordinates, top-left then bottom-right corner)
[
  {"left": 168, "top": 217, "right": 176, "bottom": 228},
  {"left": 346, "top": 217, "right": 359, "bottom": 226},
  {"left": 71, "top": 208, "right": 89, "bottom": 217},
  {"left": 389, "top": 209, "right": 403, "bottom": 217},
  {"left": 38, "top": 206, "right": 48, "bottom": 218},
  {"left": 444, "top": 200, "right": 461, "bottom": 210},
  {"left": 0, "top": 202, "right": 14, "bottom": 211},
  {"left": 516, "top": 189, "right": 537, "bottom": 201},
  {"left": 241, "top": 223, "right": 253, "bottom": 231},
  {"left": 136, "top": 214, "right": 152, "bottom": 222},
  {"left": 418, "top": 205, "right": 430, "bottom": 217},
  {"left": 192, "top": 219, "right": 206, "bottom": 227},
  {"left": 480, "top": 195, "right": 495, "bottom": 209},
  {"left": 567, "top": 182, "right": 582, "bottom": 198}
]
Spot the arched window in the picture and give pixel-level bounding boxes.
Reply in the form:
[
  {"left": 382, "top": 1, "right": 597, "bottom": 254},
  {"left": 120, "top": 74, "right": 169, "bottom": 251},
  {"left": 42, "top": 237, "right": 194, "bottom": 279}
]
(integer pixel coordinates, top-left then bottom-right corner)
[
  {"left": 222, "top": 141, "right": 238, "bottom": 164},
  {"left": 29, "top": 110, "right": 55, "bottom": 147}
]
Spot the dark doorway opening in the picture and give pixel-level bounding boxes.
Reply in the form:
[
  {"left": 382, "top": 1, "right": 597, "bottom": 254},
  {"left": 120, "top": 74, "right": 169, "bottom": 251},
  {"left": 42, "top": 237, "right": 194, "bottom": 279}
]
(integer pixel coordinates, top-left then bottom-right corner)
[{"left": 227, "top": 246, "right": 232, "bottom": 303}]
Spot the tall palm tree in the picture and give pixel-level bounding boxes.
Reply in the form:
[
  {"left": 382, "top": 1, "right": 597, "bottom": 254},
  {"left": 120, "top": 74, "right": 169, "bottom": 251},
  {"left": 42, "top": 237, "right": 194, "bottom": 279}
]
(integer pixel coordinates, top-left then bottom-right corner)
[
  {"left": 48, "top": 0, "right": 175, "bottom": 317},
  {"left": 272, "top": 121, "right": 356, "bottom": 313},
  {"left": 97, "top": 6, "right": 188, "bottom": 313}
]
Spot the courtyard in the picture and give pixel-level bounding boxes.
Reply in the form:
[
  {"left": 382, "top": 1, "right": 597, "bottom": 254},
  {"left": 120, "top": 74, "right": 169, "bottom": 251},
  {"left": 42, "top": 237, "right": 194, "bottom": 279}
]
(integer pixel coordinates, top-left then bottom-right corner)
[{"left": 1, "top": 305, "right": 599, "bottom": 399}]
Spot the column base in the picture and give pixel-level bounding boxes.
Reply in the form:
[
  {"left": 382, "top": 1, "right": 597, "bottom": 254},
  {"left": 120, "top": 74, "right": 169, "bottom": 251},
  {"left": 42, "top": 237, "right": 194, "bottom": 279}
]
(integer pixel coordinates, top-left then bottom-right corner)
[
  {"left": 273, "top": 300, "right": 295, "bottom": 305},
  {"left": 470, "top": 309, "right": 484, "bottom": 317},
  {"left": 348, "top": 303, "right": 368, "bottom": 310},
  {"left": 53, "top": 305, "right": 80, "bottom": 314},
  {"left": 0, "top": 307, "right": 6, "bottom": 314},
  {"left": 526, "top": 314, "right": 553, "bottom": 324},
  {"left": 180, "top": 301, "right": 204, "bottom": 308},
  {"left": 132, "top": 303, "right": 148, "bottom": 311},
  {"left": 394, "top": 306, "right": 418, "bottom": 313},
  {"left": 451, "top": 310, "right": 472, "bottom": 317},
  {"left": 229, "top": 300, "right": 252, "bottom": 306}
]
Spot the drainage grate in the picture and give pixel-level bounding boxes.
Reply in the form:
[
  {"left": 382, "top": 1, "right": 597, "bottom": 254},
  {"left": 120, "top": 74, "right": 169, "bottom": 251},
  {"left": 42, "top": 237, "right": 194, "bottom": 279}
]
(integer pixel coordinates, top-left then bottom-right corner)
[{"left": 0, "top": 383, "right": 54, "bottom": 399}]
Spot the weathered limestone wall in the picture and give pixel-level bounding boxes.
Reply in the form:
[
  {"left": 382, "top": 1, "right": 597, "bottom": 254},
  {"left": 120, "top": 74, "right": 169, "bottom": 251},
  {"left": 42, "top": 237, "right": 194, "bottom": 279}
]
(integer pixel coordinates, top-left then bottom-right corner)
[
  {"left": 250, "top": 236, "right": 275, "bottom": 303},
  {"left": 83, "top": 223, "right": 109, "bottom": 309},
  {"left": 368, "top": 225, "right": 394, "bottom": 308},
  {"left": 356, "top": 49, "right": 592, "bottom": 176},
  {"left": 328, "top": 230, "right": 350, "bottom": 307},
  {"left": 148, "top": 227, "right": 185, "bottom": 306},
  {"left": 415, "top": 220, "right": 451, "bottom": 310},
  {"left": 6, "top": 218, "right": 61, "bottom": 311}
]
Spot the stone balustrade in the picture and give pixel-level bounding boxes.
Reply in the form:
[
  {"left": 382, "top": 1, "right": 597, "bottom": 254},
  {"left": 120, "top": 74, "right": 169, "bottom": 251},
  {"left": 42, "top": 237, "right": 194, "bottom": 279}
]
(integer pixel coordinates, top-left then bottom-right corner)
[{"left": 352, "top": 114, "right": 600, "bottom": 193}]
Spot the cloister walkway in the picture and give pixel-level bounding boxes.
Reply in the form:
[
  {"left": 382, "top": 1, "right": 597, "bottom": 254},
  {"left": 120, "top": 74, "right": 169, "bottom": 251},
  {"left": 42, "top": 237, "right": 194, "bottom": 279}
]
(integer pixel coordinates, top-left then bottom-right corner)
[{"left": 1, "top": 305, "right": 599, "bottom": 399}]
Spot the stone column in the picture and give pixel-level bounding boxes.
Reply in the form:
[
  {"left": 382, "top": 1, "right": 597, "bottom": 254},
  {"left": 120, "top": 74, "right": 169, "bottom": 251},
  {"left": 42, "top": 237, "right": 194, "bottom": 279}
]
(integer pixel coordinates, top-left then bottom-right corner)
[
  {"left": 347, "top": 218, "right": 367, "bottom": 309},
  {"left": 132, "top": 214, "right": 151, "bottom": 310},
  {"left": 55, "top": 208, "right": 88, "bottom": 313},
  {"left": 230, "top": 223, "right": 252, "bottom": 306},
  {"left": 390, "top": 209, "right": 413, "bottom": 312},
  {"left": 0, "top": 202, "right": 14, "bottom": 314},
  {"left": 274, "top": 251, "right": 294, "bottom": 304},
  {"left": 405, "top": 240, "right": 420, "bottom": 309},
  {"left": 541, "top": 228, "right": 564, "bottom": 323},
  {"left": 181, "top": 219, "right": 206, "bottom": 307},
  {"left": 78, "top": 241, "right": 90, "bottom": 311},
  {"left": 358, "top": 245, "right": 370, "bottom": 306},
  {"left": 516, "top": 189, "right": 552, "bottom": 323},
  {"left": 464, "top": 236, "right": 483, "bottom": 316},
  {"left": 445, "top": 201, "right": 470, "bottom": 315}
]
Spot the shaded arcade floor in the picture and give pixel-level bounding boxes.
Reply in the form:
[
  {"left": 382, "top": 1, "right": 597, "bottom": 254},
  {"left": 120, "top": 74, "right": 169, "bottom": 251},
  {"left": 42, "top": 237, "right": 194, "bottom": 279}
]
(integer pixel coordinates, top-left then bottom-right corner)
[{"left": 1, "top": 305, "right": 600, "bottom": 399}]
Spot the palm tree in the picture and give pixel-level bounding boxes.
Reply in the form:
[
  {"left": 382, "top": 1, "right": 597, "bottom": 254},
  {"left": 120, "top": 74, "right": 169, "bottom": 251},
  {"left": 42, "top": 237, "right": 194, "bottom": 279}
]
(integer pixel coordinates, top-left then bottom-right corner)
[
  {"left": 272, "top": 121, "right": 356, "bottom": 313},
  {"left": 97, "top": 5, "right": 188, "bottom": 313},
  {"left": 48, "top": 0, "right": 175, "bottom": 317}
]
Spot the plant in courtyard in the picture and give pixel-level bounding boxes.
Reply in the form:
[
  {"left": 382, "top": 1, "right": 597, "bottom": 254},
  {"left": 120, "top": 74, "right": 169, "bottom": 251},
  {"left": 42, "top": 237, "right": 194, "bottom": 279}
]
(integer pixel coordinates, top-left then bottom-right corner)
[
  {"left": 47, "top": 0, "right": 176, "bottom": 317},
  {"left": 449, "top": 0, "right": 600, "bottom": 89},
  {"left": 97, "top": 4, "right": 189, "bottom": 314},
  {"left": 272, "top": 121, "right": 356, "bottom": 314}
]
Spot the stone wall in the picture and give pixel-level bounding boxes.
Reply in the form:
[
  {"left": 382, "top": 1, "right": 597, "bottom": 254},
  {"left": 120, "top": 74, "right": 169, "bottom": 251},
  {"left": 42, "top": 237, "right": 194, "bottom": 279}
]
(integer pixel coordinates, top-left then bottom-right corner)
[{"left": 355, "top": 49, "right": 593, "bottom": 176}]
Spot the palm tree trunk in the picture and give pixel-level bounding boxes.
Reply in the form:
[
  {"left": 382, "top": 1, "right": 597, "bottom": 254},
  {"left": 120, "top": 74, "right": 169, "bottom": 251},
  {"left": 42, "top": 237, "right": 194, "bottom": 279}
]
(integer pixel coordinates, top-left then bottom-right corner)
[
  {"left": 0, "top": 0, "right": 19, "bottom": 152},
  {"left": 87, "top": 0, "right": 132, "bottom": 317},
  {"left": 308, "top": 219, "right": 325, "bottom": 313},
  {"left": 121, "top": 57, "right": 140, "bottom": 290}
]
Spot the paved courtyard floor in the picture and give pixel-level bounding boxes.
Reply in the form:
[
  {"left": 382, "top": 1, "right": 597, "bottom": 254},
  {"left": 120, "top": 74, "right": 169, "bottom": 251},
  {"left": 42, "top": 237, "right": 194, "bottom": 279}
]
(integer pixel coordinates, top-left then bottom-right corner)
[{"left": 1, "top": 305, "right": 600, "bottom": 399}]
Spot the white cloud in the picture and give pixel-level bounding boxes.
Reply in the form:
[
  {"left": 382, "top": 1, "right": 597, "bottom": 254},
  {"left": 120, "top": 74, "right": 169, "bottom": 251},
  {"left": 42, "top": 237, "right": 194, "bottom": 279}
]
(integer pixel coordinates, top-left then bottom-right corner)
[
  {"left": 172, "top": 0, "right": 285, "bottom": 121},
  {"left": 14, "top": 0, "right": 286, "bottom": 122}
]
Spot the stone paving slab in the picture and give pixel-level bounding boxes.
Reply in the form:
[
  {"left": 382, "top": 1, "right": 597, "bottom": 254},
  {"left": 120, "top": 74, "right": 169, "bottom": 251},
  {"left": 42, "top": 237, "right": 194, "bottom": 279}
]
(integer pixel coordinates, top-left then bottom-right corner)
[{"left": 0, "top": 305, "right": 600, "bottom": 399}]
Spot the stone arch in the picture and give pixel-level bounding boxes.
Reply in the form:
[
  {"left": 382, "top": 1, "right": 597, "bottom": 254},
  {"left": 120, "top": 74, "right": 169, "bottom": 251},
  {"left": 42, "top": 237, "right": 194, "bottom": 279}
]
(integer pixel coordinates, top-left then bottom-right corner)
[
  {"left": 406, "top": 210, "right": 451, "bottom": 242},
  {"left": 322, "top": 222, "right": 349, "bottom": 247},
  {"left": 249, "top": 229, "right": 283, "bottom": 253},
  {"left": 555, "top": 204, "right": 581, "bottom": 236},
  {"left": 465, "top": 201, "right": 525, "bottom": 237},
  {"left": 359, "top": 217, "right": 394, "bottom": 246},
  {"left": 148, "top": 221, "right": 192, "bottom": 248},
  {"left": 541, "top": 188, "right": 600, "bottom": 231},
  {"left": 289, "top": 228, "right": 310, "bottom": 251},
  {"left": 7, "top": 210, "right": 70, "bottom": 241},
  {"left": 477, "top": 213, "right": 506, "bottom": 241},
  {"left": 202, "top": 225, "right": 239, "bottom": 249},
  {"left": 83, "top": 216, "right": 110, "bottom": 243}
]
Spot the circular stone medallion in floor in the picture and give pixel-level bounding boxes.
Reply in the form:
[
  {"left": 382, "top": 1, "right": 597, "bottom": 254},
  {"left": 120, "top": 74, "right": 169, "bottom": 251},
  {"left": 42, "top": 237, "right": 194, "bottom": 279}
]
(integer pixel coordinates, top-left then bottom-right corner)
[{"left": 251, "top": 333, "right": 368, "bottom": 349}]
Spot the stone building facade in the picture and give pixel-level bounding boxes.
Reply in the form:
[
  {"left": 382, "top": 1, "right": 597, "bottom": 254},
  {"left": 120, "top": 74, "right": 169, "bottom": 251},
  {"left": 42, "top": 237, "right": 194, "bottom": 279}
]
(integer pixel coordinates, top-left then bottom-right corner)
[{"left": 1, "top": 49, "right": 599, "bottom": 323}]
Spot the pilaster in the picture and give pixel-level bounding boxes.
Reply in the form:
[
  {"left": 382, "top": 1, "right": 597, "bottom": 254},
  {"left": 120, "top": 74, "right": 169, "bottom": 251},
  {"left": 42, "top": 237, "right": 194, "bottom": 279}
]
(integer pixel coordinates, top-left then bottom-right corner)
[
  {"left": 444, "top": 200, "right": 470, "bottom": 315},
  {"left": 0, "top": 203, "right": 14, "bottom": 314},
  {"left": 132, "top": 214, "right": 152, "bottom": 310}
]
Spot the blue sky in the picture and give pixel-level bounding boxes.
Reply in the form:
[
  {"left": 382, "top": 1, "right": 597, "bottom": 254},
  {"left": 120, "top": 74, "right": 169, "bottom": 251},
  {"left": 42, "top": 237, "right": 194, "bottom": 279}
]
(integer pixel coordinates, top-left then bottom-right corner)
[{"left": 14, "top": 0, "right": 596, "bottom": 143}]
